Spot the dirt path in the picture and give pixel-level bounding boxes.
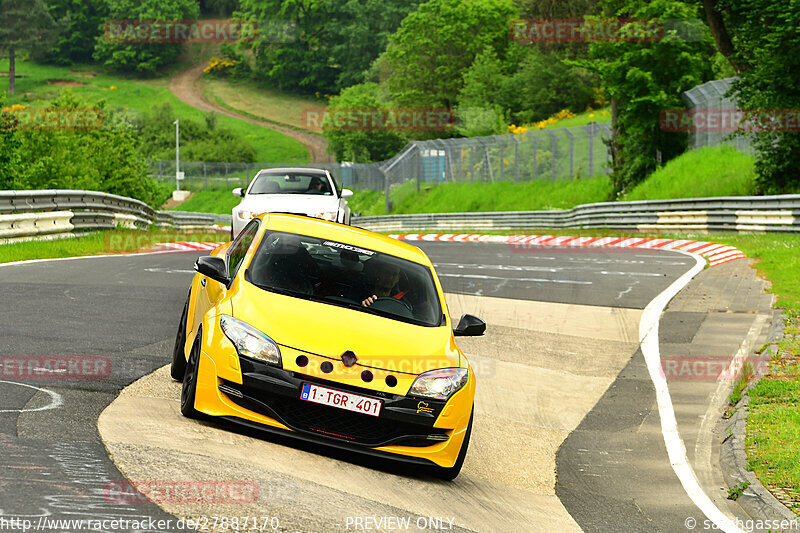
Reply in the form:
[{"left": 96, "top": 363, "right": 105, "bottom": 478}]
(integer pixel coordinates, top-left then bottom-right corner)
[{"left": 168, "top": 63, "right": 333, "bottom": 163}]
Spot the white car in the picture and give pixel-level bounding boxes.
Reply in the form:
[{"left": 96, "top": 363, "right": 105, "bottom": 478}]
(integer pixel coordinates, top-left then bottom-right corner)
[{"left": 231, "top": 168, "right": 353, "bottom": 238}]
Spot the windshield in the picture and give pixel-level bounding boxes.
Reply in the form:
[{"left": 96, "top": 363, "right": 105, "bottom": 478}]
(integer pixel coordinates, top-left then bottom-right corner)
[
  {"left": 249, "top": 172, "right": 334, "bottom": 196},
  {"left": 246, "top": 232, "right": 443, "bottom": 327}
]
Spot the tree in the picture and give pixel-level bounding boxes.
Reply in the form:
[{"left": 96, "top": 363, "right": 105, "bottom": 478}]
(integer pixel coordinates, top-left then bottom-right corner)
[
  {"left": 93, "top": 0, "right": 200, "bottom": 75},
  {"left": 0, "top": 0, "right": 59, "bottom": 94},
  {"left": 377, "top": 0, "right": 517, "bottom": 109},
  {"left": 322, "top": 83, "right": 406, "bottom": 163},
  {"left": 36, "top": 0, "right": 109, "bottom": 65},
  {"left": 236, "top": 0, "right": 420, "bottom": 94},
  {"left": 706, "top": 0, "right": 800, "bottom": 193},
  {"left": 237, "top": 0, "right": 337, "bottom": 92},
  {"left": 328, "top": 0, "right": 422, "bottom": 91},
  {"left": 579, "top": 0, "right": 715, "bottom": 194}
]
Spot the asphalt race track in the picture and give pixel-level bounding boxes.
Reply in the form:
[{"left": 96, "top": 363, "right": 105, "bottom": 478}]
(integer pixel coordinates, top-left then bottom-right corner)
[{"left": 0, "top": 243, "right": 773, "bottom": 532}]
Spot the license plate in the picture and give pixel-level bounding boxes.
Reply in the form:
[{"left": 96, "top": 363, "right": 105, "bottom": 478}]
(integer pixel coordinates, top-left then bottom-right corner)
[{"left": 300, "top": 383, "right": 382, "bottom": 417}]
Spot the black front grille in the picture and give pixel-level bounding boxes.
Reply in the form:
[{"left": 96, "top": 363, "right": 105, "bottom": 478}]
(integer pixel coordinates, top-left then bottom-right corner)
[{"left": 223, "top": 384, "right": 448, "bottom": 447}]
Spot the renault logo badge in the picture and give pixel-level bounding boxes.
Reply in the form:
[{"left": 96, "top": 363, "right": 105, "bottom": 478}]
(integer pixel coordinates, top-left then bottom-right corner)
[{"left": 341, "top": 351, "right": 358, "bottom": 367}]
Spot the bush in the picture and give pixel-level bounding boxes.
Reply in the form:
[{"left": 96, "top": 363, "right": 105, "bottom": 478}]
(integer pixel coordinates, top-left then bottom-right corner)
[
  {"left": 136, "top": 103, "right": 257, "bottom": 162},
  {"left": 4, "top": 91, "right": 170, "bottom": 207}
]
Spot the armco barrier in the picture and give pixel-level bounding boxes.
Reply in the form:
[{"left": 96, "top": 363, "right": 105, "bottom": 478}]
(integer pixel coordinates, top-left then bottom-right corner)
[
  {"left": 3, "top": 190, "right": 799, "bottom": 241},
  {"left": 352, "top": 195, "right": 800, "bottom": 233},
  {"left": 0, "top": 190, "right": 231, "bottom": 240}
]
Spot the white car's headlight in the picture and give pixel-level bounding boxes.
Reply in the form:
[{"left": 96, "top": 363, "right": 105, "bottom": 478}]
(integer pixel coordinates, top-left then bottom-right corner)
[
  {"left": 314, "top": 212, "right": 338, "bottom": 222},
  {"left": 237, "top": 210, "right": 254, "bottom": 221},
  {"left": 219, "top": 315, "right": 281, "bottom": 366},
  {"left": 409, "top": 368, "right": 468, "bottom": 400}
]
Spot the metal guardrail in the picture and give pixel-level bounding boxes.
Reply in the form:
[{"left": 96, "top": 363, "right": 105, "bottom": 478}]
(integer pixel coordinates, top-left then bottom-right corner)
[
  {"left": 0, "top": 190, "right": 231, "bottom": 240},
  {"left": 353, "top": 195, "right": 800, "bottom": 233},
  {"left": 3, "top": 190, "right": 798, "bottom": 241}
]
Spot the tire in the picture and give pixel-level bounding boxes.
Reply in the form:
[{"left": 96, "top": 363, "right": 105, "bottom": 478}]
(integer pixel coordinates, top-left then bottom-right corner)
[
  {"left": 431, "top": 408, "right": 473, "bottom": 481},
  {"left": 170, "top": 294, "right": 190, "bottom": 381},
  {"left": 180, "top": 332, "right": 202, "bottom": 419}
]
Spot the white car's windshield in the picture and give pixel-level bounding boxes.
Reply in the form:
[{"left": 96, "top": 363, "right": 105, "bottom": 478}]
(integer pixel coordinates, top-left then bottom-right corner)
[
  {"left": 245, "top": 232, "right": 444, "bottom": 327},
  {"left": 249, "top": 173, "right": 334, "bottom": 196}
]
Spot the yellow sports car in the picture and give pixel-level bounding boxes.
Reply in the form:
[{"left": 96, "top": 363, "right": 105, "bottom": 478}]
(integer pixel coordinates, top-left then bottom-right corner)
[{"left": 171, "top": 213, "right": 485, "bottom": 479}]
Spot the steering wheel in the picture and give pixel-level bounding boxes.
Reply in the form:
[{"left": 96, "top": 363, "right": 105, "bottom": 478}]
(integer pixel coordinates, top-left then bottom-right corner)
[{"left": 368, "top": 297, "right": 413, "bottom": 317}]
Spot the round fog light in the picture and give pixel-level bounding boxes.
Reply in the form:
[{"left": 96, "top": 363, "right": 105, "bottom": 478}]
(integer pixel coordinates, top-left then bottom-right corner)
[
  {"left": 296, "top": 355, "right": 308, "bottom": 367},
  {"left": 361, "top": 370, "right": 373, "bottom": 383},
  {"left": 321, "top": 361, "right": 333, "bottom": 373},
  {"left": 385, "top": 375, "right": 397, "bottom": 387}
]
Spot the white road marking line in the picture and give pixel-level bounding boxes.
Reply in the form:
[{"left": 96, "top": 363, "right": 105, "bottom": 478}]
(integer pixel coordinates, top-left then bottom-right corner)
[
  {"left": 640, "top": 250, "right": 745, "bottom": 533},
  {"left": 434, "top": 262, "right": 665, "bottom": 276},
  {"left": 144, "top": 268, "right": 196, "bottom": 274},
  {"left": 0, "top": 380, "right": 64, "bottom": 413},
  {"left": 436, "top": 273, "right": 592, "bottom": 285}
]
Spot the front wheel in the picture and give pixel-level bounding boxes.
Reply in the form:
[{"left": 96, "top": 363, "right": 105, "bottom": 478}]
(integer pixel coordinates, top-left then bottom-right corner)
[
  {"left": 180, "top": 333, "right": 202, "bottom": 419},
  {"left": 431, "top": 408, "right": 473, "bottom": 481}
]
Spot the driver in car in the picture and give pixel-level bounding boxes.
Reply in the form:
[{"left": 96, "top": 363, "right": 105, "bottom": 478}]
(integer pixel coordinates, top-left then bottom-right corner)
[{"left": 361, "top": 261, "right": 408, "bottom": 308}]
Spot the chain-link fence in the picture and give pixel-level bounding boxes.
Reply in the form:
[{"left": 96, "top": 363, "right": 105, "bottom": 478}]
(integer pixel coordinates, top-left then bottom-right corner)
[
  {"left": 380, "top": 122, "right": 611, "bottom": 188},
  {"left": 149, "top": 122, "right": 613, "bottom": 203},
  {"left": 682, "top": 77, "right": 754, "bottom": 153}
]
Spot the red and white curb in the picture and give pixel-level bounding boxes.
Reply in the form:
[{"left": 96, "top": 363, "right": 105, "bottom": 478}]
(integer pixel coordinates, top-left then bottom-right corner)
[
  {"left": 155, "top": 234, "right": 747, "bottom": 268},
  {"left": 156, "top": 242, "right": 224, "bottom": 252},
  {"left": 388, "top": 234, "right": 746, "bottom": 268}
]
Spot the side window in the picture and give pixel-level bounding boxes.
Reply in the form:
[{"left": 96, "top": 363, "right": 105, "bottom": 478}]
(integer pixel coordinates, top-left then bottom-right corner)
[{"left": 227, "top": 220, "right": 259, "bottom": 279}]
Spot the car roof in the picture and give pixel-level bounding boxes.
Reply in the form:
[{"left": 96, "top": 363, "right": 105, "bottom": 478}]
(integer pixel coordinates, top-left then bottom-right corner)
[{"left": 259, "top": 213, "right": 432, "bottom": 265}]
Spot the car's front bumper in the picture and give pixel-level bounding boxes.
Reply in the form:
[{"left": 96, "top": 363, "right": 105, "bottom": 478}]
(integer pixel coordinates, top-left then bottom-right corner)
[{"left": 192, "top": 344, "right": 474, "bottom": 468}]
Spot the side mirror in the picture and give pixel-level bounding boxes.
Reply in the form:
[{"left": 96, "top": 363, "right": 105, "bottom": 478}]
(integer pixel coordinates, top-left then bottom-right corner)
[
  {"left": 232, "top": 188, "right": 245, "bottom": 197},
  {"left": 340, "top": 188, "right": 354, "bottom": 199},
  {"left": 453, "top": 314, "right": 486, "bottom": 337},
  {"left": 194, "top": 256, "right": 230, "bottom": 286}
]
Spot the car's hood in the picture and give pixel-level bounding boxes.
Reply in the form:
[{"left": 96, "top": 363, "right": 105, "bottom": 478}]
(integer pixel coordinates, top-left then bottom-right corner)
[
  {"left": 239, "top": 194, "right": 338, "bottom": 215},
  {"left": 231, "top": 281, "right": 460, "bottom": 374}
]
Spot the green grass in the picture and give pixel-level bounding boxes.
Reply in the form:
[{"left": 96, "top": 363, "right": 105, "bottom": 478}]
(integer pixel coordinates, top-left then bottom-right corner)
[
  {"left": 349, "top": 176, "right": 614, "bottom": 216},
  {"left": 624, "top": 145, "right": 757, "bottom": 201},
  {"left": 203, "top": 77, "right": 326, "bottom": 131},
  {"left": 0, "top": 229, "right": 225, "bottom": 264},
  {"left": 1, "top": 59, "right": 309, "bottom": 164},
  {"left": 747, "top": 374, "right": 800, "bottom": 508},
  {"left": 544, "top": 107, "right": 611, "bottom": 129},
  {"left": 171, "top": 190, "right": 241, "bottom": 214}
]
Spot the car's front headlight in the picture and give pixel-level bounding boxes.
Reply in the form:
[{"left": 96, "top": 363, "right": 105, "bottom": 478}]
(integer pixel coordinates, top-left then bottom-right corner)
[
  {"left": 237, "top": 209, "right": 254, "bottom": 221},
  {"left": 314, "top": 211, "right": 338, "bottom": 222},
  {"left": 409, "top": 368, "right": 468, "bottom": 400},
  {"left": 219, "top": 315, "right": 281, "bottom": 366}
]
